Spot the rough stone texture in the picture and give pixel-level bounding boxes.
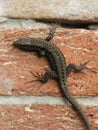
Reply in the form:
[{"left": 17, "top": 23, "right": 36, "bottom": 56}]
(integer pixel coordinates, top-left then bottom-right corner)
[
  {"left": 0, "top": 28, "right": 98, "bottom": 96},
  {"left": 0, "top": 0, "right": 98, "bottom": 23},
  {"left": 0, "top": 96, "right": 98, "bottom": 106},
  {"left": 0, "top": 18, "right": 52, "bottom": 29},
  {"left": 0, "top": 104, "right": 98, "bottom": 130},
  {"left": 88, "top": 24, "right": 98, "bottom": 30}
]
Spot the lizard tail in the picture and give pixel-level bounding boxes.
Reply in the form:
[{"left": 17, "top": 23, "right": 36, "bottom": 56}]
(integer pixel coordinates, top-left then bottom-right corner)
[{"left": 61, "top": 84, "right": 91, "bottom": 130}]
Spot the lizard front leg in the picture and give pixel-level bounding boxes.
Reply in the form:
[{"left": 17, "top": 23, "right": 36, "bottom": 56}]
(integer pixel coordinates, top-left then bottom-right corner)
[{"left": 45, "top": 24, "right": 57, "bottom": 41}]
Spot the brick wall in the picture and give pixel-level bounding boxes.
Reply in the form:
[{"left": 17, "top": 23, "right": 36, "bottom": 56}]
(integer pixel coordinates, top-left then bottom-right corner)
[{"left": 0, "top": 27, "right": 98, "bottom": 129}]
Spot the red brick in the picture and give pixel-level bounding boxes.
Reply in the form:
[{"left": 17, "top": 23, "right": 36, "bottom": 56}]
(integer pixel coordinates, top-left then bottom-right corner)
[
  {"left": 0, "top": 28, "right": 98, "bottom": 96},
  {"left": 0, "top": 105, "right": 98, "bottom": 130}
]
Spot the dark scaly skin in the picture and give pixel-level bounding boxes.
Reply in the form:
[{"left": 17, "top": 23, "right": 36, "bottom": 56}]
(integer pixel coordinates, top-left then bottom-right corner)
[{"left": 13, "top": 27, "right": 91, "bottom": 130}]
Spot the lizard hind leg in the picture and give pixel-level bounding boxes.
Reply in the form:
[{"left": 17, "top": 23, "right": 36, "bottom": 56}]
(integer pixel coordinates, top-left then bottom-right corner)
[
  {"left": 25, "top": 71, "right": 41, "bottom": 84},
  {"left": 66, "top": 60, "right": 97, "bottom": 77},
  {"left": 25, "top": 71, "right": 44, "bottom": 88},
  {"left": 35, "top": 69, "right": 57, "bottom": 83},
  {"left": 66, "top": 60, "right": 90, "bottom": 77},
  {"left": 27, "top": 69, "right": 57, "bottom": 83}
]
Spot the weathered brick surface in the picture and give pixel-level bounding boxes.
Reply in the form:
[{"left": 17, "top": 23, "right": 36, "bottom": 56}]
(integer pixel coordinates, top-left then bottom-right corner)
[
  {"left": 0, "top": 104, "right": 98, "bottom": 130},
  {"left": 0, "top": 28, "right": 98, "bottom": 96},
  {"left": 1, "top": 0, "right": 98, "bottom": 23}
]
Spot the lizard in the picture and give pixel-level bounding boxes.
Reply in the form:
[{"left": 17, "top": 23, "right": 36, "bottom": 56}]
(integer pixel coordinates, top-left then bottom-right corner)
[{"left": 13, "top": 26, "right": 91, "bottom": 130}]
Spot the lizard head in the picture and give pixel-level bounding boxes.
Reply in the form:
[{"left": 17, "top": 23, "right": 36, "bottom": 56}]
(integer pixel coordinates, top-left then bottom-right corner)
[
  {"left": 13, "top": 37, "right": 33, "bottom": 47},
  {"left": 13, "top": 37, "right": 38, "bottom": 51}
]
